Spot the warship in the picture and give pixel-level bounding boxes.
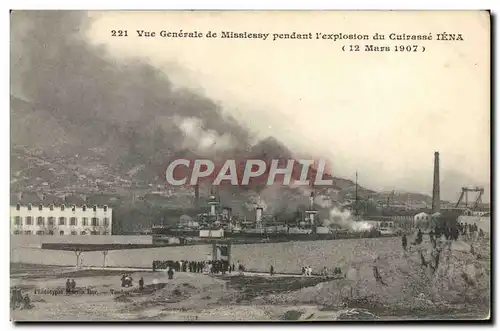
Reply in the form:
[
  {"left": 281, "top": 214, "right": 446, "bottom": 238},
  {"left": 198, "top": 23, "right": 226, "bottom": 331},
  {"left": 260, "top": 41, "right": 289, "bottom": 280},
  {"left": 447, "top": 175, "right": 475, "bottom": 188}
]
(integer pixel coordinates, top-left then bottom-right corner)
[{"left": 152, "top": 174, "right": 393, "bottom": 245}]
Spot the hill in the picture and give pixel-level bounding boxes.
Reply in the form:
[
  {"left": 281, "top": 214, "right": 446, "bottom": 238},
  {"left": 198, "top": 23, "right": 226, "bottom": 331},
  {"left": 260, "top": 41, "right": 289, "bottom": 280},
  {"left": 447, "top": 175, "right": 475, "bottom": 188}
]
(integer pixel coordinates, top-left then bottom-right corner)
[{"left": 10, "top": 12, "right": 441, "bottom": 232}]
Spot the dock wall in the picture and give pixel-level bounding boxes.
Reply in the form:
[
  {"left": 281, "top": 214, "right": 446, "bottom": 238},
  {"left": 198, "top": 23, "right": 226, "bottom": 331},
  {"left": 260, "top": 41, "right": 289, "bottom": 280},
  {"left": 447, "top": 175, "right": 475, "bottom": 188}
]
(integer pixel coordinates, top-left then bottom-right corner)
[{"left": 11, "top": 235, "right": 404, "bottom": 274}]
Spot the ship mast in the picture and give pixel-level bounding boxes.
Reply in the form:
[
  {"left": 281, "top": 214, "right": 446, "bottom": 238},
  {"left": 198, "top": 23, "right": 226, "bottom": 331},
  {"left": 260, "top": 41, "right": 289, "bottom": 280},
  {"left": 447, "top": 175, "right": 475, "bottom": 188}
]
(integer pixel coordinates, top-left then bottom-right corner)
[
  {"left": 354, "top": 171, "right": 358, "bottom": 216},
  {"left": 355, "top": 171, "right": 358, "bottom": 203}
]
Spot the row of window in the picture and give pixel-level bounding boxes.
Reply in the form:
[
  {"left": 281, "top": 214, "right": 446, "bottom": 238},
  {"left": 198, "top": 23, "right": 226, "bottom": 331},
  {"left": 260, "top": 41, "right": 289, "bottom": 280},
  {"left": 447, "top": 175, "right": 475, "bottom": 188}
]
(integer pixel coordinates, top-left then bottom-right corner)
[
  {"left": 12, "top": 230, "right": 109, "bottom": 235},
  {"left": 15, "top": 204, "right": 109, "bottom": 212},
  {"left": 13, "top": 216, "right": 110, "bottom": 227}
]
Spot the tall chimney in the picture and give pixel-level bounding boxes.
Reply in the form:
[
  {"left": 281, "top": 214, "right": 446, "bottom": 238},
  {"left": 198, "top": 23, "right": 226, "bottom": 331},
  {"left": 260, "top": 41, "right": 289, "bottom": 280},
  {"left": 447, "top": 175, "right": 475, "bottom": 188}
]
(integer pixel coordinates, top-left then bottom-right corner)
[{"left": 432, "top": 151, "right": 440, "bottom": 213}]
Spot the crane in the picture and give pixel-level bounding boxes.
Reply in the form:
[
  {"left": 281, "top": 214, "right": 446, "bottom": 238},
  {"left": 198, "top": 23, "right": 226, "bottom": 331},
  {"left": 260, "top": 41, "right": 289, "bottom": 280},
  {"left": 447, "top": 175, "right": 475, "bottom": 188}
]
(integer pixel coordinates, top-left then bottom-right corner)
[{"left": 455, "top": 187, "right": 484, "bottom": 209}]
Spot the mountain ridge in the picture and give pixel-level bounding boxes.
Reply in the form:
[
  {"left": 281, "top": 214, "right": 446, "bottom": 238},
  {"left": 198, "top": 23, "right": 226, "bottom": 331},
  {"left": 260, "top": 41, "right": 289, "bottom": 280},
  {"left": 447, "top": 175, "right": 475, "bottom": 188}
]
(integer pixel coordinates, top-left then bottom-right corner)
[{"left": 10, "top": 94, "right": 382, "bottom": 211}]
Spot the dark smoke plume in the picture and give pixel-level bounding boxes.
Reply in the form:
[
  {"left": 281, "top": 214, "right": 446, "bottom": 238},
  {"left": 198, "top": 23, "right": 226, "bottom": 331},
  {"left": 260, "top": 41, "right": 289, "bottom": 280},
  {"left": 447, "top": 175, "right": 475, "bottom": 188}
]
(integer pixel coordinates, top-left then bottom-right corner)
[{"left": 10, "top": 11, "right": 250, "bottom": 165}]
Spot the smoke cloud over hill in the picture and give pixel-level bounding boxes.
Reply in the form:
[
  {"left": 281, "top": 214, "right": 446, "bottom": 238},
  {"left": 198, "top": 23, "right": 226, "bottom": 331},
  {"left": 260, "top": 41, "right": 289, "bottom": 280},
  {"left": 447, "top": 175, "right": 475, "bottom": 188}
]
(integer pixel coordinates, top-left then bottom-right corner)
[
  {"left": 11, "top": 11, "right": 250, "bottom": 162},
  {"left": 10, "top": 11, "right": 346, "bottom": 217}
]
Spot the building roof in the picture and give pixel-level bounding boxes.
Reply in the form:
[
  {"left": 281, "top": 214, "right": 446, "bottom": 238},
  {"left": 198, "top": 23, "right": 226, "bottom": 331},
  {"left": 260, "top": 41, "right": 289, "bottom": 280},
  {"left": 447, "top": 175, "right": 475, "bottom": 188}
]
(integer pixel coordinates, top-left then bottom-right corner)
[
  {"left": 10, "top": 192, "right": 63, "bottom": 205},
  {"left": 64, "top": 194, "right": 87, "bottom": 205},
  {"left": 10, "top": 194, "right": 20, "bottom": 205},
  {"left": 41, "top": 194, "right": 65, "bottom": 206},
  {"left": 9, "top": 192, "right": 91, "bottom": 206},
  {"left": 85, "top": 194, "right": 117, "bottom": 206},
  {"left": 12, "top": 192, "right": 43, "bottom": 205}
]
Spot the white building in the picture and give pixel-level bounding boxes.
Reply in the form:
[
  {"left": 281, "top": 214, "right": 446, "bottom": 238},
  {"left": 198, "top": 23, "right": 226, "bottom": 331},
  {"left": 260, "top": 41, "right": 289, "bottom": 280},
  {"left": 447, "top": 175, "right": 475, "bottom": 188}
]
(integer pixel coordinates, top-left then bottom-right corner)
[
  {"left": 10, "top": 203, "right": 112, "bottom": 235},
  {"left": 414, "top": 212, "right": 429, "bottom": 222}
]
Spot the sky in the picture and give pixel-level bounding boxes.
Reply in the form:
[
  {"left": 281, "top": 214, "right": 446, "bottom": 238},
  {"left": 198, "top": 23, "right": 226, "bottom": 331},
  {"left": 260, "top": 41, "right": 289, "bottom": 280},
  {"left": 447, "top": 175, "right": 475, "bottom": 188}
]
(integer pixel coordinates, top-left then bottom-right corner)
[{"left": 12, "top": 11, "right": 491, "bottom": 201}]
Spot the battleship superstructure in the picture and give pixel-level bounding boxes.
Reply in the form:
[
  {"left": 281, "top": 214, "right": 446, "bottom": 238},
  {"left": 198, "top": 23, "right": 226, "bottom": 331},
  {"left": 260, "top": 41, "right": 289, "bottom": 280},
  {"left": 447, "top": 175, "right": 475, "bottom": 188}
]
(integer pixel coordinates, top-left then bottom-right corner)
[{"left": 151, "top": 184, "right": 386, "bottom": 244}]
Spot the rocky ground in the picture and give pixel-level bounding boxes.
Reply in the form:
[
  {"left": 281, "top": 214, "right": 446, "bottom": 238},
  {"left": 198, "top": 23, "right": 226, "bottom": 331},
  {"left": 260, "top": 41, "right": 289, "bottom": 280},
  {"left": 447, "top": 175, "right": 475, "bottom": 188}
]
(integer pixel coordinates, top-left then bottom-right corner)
[{"left": 255, "top": 237, "right": 491, "bottom": 320}]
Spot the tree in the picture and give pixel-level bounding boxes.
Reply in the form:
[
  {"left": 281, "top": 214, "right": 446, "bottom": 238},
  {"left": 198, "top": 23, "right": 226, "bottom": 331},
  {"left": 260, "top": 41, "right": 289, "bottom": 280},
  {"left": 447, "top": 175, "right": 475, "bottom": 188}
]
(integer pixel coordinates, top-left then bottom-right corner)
[
  {"left": 102, "top": 250, "right": 108, "bottom": 268},
  {"left": 74, "top": 249, "right": 83, "bottom": 268}
]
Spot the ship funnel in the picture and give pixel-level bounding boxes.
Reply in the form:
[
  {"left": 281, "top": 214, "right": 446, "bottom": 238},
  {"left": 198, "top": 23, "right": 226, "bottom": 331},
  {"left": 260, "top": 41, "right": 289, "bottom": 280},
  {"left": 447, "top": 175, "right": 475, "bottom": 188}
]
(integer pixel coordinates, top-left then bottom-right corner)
[{"left": 255, "top": 207, "right": 263, "bottom": 229}]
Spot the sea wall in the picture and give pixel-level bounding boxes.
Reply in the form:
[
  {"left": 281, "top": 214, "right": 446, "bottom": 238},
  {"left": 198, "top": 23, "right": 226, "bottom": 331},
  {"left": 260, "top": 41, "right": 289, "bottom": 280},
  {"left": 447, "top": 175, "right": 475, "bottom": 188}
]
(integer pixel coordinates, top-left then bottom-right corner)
[
  {"left": 11, "top": 234, "right": 403, "bottom": 273},
  {"left": 11, "top": 241, "right": 212, "bottom": 268},
  {"left": 231, "top": 237, "right": 401, "bottom": 274},
  {"left": 10, "top": 235, "right": 153, "bottom": 248},
  {"left": 19, "top": 234, "right": 483, "bottom": 275}
]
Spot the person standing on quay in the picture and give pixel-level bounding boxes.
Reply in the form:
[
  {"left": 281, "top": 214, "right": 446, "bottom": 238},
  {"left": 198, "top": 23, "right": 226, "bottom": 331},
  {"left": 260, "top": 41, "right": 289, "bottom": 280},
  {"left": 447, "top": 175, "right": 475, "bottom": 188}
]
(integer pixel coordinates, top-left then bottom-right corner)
[
  {"left": 139, "top": 277, "right": 144, "bottom": 291},
  {"left": 66, "top": 279, "right": 71, "bottom": 294}
]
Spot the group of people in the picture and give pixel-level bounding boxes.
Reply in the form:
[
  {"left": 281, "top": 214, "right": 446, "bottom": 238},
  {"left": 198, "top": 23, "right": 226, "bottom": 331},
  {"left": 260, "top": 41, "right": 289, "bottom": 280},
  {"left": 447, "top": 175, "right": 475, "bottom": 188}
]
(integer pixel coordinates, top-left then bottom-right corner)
[
  {"left": 10, "top": 288, "right": 31, "bottom": 310},
  {"left": 401, "top": 228, "right": 447, "bottom": 250},
  {"left": 206, "top": 260, "right": 231, "bottom": 274},
  {"left": 120, "top": 274, "right": 134, "bottom": 287},
  {"left": 152, "top": 260, "right": 207, "bottom": 273},
  {"left": 118, "top": 275, "right": 146, "bottom": 290},
  {"left": 458, "top": 222, "right": 483, "bottom": 240},
  {"left": 301, "top": 266, "right": 343, "bottom": 277},
  {"left": 402, "top": 222, "right": 485, "bottom": 251},
  {"left": 432, "top": 223, "right": 484, "bottom": 243},
  {"left": 152, "top": 259, "right": 245, "bottom": 275},
  {"left": 432, "top": 226, "right": 460, "bottom": 242},
  {"left": 301, "top": 266, "right": 313, "bottom": 276},
  {"left": 65, "top": 279, "right": 77, "bottom": 294}
]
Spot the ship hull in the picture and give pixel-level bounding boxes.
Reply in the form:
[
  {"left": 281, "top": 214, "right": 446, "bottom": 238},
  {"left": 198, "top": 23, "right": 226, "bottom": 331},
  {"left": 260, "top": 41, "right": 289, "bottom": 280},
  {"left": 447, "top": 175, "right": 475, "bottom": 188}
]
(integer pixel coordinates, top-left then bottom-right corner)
[{"left": 152, "top": 228, "right": 396, "bottom": 245}]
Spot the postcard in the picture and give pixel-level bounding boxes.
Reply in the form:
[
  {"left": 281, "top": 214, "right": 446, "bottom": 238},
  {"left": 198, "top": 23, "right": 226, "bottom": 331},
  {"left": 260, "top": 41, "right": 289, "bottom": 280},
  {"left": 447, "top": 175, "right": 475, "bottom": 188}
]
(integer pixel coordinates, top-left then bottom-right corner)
[{"left": 10, "top": 10, "right": 490, "bottom": 321}]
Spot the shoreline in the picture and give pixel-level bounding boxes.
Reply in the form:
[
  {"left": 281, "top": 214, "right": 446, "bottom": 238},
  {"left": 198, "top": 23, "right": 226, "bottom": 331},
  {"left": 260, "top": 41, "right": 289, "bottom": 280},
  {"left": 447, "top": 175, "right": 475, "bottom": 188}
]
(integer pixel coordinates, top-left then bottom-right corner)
[
  {"left": 10, "top": 237, "right": 490, "bottom": 321},
  {"left": 10, "top": 268, "right": 490, "bottom": 321}
]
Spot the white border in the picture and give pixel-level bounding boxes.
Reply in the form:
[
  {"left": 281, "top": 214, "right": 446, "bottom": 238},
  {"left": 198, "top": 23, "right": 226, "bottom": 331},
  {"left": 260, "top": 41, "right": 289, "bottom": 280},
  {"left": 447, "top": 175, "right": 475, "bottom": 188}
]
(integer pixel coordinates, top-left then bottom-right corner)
[{"left": 3, "top": 1, "right": 498, "bottom": 330}]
